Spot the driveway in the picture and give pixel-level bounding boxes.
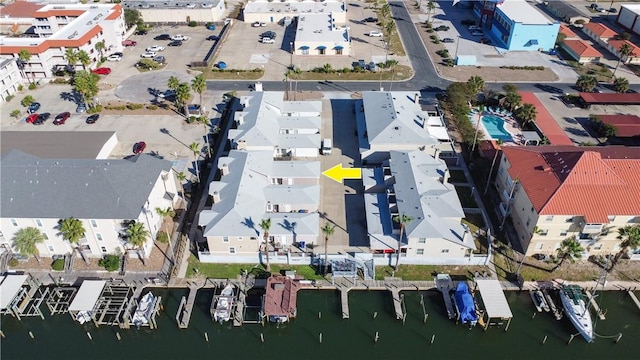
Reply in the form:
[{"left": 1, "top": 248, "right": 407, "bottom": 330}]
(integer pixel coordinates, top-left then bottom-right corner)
[{"left": 112, "top": 71, "right": 194, "bottom": 103}]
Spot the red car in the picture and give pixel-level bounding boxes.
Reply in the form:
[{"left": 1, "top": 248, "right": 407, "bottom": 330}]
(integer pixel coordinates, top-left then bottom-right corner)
[
  {"left": 53, "top": 112, "right": 71, "bottom": 125},
  {"left": 122, "top": 40, "right": 137, "bottom": 47},
  {"left": 26, "top": 113, "right": 39, "bottom": 123},
  {"left": 133, "top": 141, "right": 146, "bottom": 154},
  {"left": 92, "top": 67, "right": 111, "bottom": 75}
]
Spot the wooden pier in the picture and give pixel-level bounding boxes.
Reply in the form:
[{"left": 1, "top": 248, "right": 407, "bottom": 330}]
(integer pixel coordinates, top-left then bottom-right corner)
[
  {"left": 177, "top": 285, "right": 198, "bottom": 329},
  {"left": 584, "top": 290, "right": 606, "bottom": 320},
  {"left": 340, "top": 287, "right": 350, "bottom": 319},
  {"left": 627, "top": 290, "right": 640, "bottom": 313},
  {"left": 389, "top": 287, "right": 405, "bottom": 320}
]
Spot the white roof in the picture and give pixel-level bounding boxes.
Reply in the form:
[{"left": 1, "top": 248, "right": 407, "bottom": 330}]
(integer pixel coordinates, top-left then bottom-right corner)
[
  {"left": 68, "top": 280, "right": 106, "bottom": 312},
  {"left": 497, "top": 0, "right": 554, "bottom": 25},
  {"left": 475, "top": 279, "right": 513, "bottom": 319},
  {"left": 0, "top": 274, "right": 28, "bottom": 309},
  {"left": 621, "top": 4, "right": 640, "bottom": 14},
  {"left": 244, "top": 0, "right": 345, "bottom": 15},
  {"left": 295, "top": 13, "right": 349, "bottom": 44}
]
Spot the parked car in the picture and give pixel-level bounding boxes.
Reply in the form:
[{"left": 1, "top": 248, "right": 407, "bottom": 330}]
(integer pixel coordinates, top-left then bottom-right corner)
[
  {"left": 480, "top": 37, "right": 492, "bottom": 45},
  {"left": 442, "top": 38, "right": 455, "bottom": 43},
  {"left": 92, "top": 67, "right": 111, "bottom": 75},
  {"left": 107, "top": 54, "right": 122, "bottom": 61},
  {"left": 76, "top": 103, "right": 86, "bottom": 113},
  {"left": 434, "top": 25, "right": 450, "bottom": 31},
  {"left": 170, "top": 35, "right": 189, "bottom": 41},
  {"left": 252, "top": 21, "right": 262, "bottom": 27},
  {"left": 122, "top": 40, "right": 137, "bottom": 47},
  {"left": 158, "top": 89, "right": 175, "bottom": 100},
  {"left": 86, "top": 114, "right": 100, "bottom": 124},
  {"left": 146, "top": 45, "right": 165, "bottom": 52},
  {"left": 368, "top": 62, "right": 376, "bottom": 71},
  {"left": 133, "top": 141, "right": 146, "bottom": 154},
  {"left": 53, "top": 112, "right": 71, "bottom": 125},
  {"left": 261, "top": 37, "right": 275, "bottom": 44},
  {"left": 461, "top": 19, "right": 475, "bottom": 26},
  {"left": 34, "top": 112, "right": 51, "bottom": 125},
  {"left": 471, "top": 30, "right": 484, "bottom": 36},
  {"left": 27, "top": 102, "right": 41, "bottom": 114},
  {"left": 26, "top": 113, "right": 39, "bottom": 123},
  {"left": 364, "top": 17, "right": 378, "bottom": 23},
  {"left": 168, "top": 40, "right": 183, "bottom": 47},
  {"left": 135, "top": 29, "right": 148, "bottom": 35},
  {"left": 141, "top": 51, "right": 157, "bottom": 58},
  {"left": 260, "top": 31, "right": 276, "bottom": 39},
  {"left": 368, "top": 30, "right": 383, "bottom": 37},
  {"left": 153, "top": 55, "right": 166, "bottom": 64},
  {"left": 154, "top": 34, "right": 171, "bottom": 41},
  {"left": 609, "top": 8, "right": 617, "bottom": 13},
  {"left": 206, "top": 35, "right": 219, "bottom": 41}
]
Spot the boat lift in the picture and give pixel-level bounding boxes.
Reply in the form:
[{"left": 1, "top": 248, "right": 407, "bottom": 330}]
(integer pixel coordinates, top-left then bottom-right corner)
[
  {"left": 474, "top": 279, "right": 513, "bottom": 331},
  {"left": 68, "top": 280, "right": 134, "bottom": 327},
  {"left": 0, "top": 274, "right": 48, "bottom": 320}
]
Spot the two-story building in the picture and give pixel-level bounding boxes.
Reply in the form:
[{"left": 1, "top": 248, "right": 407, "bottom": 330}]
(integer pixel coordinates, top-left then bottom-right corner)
[
  {"left": 0, "top": 58, "right": 23, "bottom": 102},
  {"left": 362, "top": 150, "right": 476, "bottom": 265},
  {"left": 0, "top": 151, "right": 179, "bottom": 260},
  {"left": 0, "top": 2, "right": 126, "bottom": 80},
  {"left": 229, "top": 91, "right": 321, "bottom": 158},
  {"left": 494, "top": 146, "right": 640, "bottom": 260},
  {"left": 197, "top": 150, "right": 320, "bottom": 263},
  {"left": 293, "top": 12, "right": 351, "bottom": 56}
]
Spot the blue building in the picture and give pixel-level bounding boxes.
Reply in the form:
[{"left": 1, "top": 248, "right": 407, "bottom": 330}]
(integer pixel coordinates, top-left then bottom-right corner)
[{"left": 472, "top": 0, "right": 559, "bottom": 51}]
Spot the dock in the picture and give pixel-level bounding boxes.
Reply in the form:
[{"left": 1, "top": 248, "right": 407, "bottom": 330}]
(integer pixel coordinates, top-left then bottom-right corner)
[
  {"left": 339, "top": 287, "right": 350, "bottom": 319},
  {"left": 584, "top": 290, "right": 606, "bottom": 320},
  {"left": 176, "top": 285, "right": 198, "bottom": 329},
  {"left": 435, "top": 274, "right": 456, "bottom": 319},
  {"left": 628, "top": 290, "right": 640, "bottom": 313},
  {"left": 389, "top": 287, "right": 405, "bottom": 320}
]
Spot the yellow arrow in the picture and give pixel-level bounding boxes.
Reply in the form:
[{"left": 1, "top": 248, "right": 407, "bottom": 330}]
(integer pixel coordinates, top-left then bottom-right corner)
[{"left": 322, "top": 164, "right": 362, "bottom": 183}]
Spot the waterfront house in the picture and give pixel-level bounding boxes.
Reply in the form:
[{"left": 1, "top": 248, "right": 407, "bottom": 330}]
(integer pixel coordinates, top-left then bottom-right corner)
[
  {"left": 493, "top": 146, "right": 640, "bottom": 259},
  {"left": 197, "top": 150, "right": 320, "bottom": 263},
  {"left": 362, "top": 150, "right": 477, "bottom": 265},
  {"left": 0, "top": 151, "right": 178, "bottom": 260},
  {"left": 229, "top": 92, "right": 321, "bottom": 158}
]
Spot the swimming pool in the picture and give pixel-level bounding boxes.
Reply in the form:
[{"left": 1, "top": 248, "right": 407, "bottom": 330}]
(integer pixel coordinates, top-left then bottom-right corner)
[{"left": 481, "top": 115, "right": 513, "bottom": 141}]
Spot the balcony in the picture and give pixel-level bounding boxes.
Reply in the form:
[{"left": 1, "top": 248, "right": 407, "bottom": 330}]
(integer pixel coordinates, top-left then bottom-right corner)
[{"left": 582, "top": 223, "right": 603, "bottom": 234}]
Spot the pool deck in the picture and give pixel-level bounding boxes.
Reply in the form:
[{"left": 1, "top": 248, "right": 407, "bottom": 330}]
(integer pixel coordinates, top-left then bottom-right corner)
[{"left": 469, "top": 110, "right": 523, "bottom": 145}]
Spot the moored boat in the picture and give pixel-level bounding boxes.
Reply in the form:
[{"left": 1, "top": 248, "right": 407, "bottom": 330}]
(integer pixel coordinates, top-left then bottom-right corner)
[
  {"left": 559, "top": 284, "right": 593, "bottom": 343},
  {"left": 452, "top": 282, "right": 478, "bottom": 327},
  {"left": 132, "top": 292, "right": 156, "bottom": 327},
  {"left": 213, "top": 284, "right": 235, "bottom": 323}
]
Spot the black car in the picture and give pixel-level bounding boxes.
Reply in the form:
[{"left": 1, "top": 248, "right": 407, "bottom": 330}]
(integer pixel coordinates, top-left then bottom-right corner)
[
  {"left": 34, "top": 112, "right": 51, "bottom": 125},
  {"left": 442, "top": 38, "right": 455, "bottom": 43},
  {"left": 364, "top": 17, "right": 378, "bottom": 23},
  {"left": 86, "top": 114, "right": 100, "bottom": 124},
  {"left": 154, "top": 33, "right": 171, "bottom": 41},
  {"left": 135, "top": 29, "right": 148, "bottom": 35},
  {"left": 434, "top": 25, "right": 450, "bottom": 31},
  {"left": 206, "top": 35, "right": 219, "bottom": 41},
  {"left": 168, "top": 40, "right": 183, "bottom": 47},
  {"left": 461, "top": 19, "right": 476, "bottom": 26},
  {"left": 261, "top": 31, "right": 276, "bottom": 39},
  {"left": 27, "top": 102, "right": 41, "bottom": 114}
]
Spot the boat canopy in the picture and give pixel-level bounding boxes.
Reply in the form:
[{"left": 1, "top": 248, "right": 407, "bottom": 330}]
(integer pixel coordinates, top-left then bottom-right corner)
[
  {"left": 454, "top": 282, "right": 477, "bottom": 323},
  {"left": 475, "top": 279, "right": 513, "bottom": 319},
  {"left": 0, "top": 275, "right": 28, "bottom": 310},
  {"left": 69, "top": 280, "right": 106, "bottom": 312}
]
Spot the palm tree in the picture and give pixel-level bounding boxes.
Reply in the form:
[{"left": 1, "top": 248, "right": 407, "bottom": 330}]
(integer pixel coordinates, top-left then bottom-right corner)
[
  {"left": 12, "top": 227, "right": 45, "bottom": 262},
  {"left": 58, "top": 217, "right": 86, "bottom": 250},
  {"left": 259, "top": 218, "right": 272, "bottom": 271},
  {"left": 125, "top": 221, "right": 150, "bottom": 265},
  {"left": 94, "top": 41, "right": 106, "bottom": 60},
  {"left": 576, "top": 74, "right": 597, "bottom": 92},
  {"left": 392, "top": 214, "right": 413, "bottom": 269},
  {"left": 504, "top": 91, "right": 522, "bottom": 111},
  {"left": 176, "top": 82, "right": 191, "bottom": 116},
  {"left": 77, "top": 50, "right": 91, "bottom": 70},
  {"left": 613, "top": 77, "right": 630, "bottom": 93},
  {"left": 467, "top": 75, "right": 485, "bottom": 94},
  {"left": 514, "top": 103, "right": 537, "bottom": 125},
  {"left": 65, "top": 48, "right": 78, "bottom": 71},
  {"left": 553, "top": 236, "right": 584, "bottom": 271},
  {"left": 191, "top": 74, "right": 206, "bottom": 115},
  {"left": 189, "top": 142, "right": 201, "bottom": 179},
  {"left": 425, "top": 1, "right": 436, "bottom": 24},
  {"left": 155, "top": 206, "right": 176, "bottom": 237},
  {"left": 380, "top": 3, "right": 391, "bottom": 20},
  {"left": 612, "top": 42, "right": 633, "bottom": 77},
  {"left": 386, "top": 59, "right": 399, "bottom": 91},
  {"left": 167, "top": 75, "right": 180, "bottom": 91},
  {"left": 610, "top": 225, "right": 640, "bottom": 271},
  {"left": 17, "top": 49, "right": 31, "bottom": 83},
  {"left": 197, "top": 116, "right": 211, "bottom": 157},
  {"left": 321, "top": 223, "right": 336, "bottom": 276},
  {"left": 383, "top": 19, "right": 396, "bottom": 40}
]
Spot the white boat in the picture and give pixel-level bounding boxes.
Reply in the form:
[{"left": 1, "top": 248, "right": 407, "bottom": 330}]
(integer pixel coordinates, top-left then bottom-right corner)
[
  {"left": 559, "top": 285, "right": 593, "bottom": 343},
  {"left": 530, "top": 290, "right": 550, "bottom": 313},
  {"left": 132, "top": 292, "right": 156, "bottom": 327},
  {"left": 269, "top": 315, "right": 288, "bottom": 324},
  {"left": 75, "top": 311, "right": 91, "bottom": 324},
  {"left": 213, "top": 284, "right": 235, "bottom": 323}
]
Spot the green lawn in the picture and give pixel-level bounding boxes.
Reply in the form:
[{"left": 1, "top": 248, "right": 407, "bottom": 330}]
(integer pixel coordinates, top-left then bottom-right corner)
[
  {"left": 289, "top": 65, "right": 412, "bottom": 81},
  {"left": 454, "top": 186, "right": 478, "bottom": 208},
  {"left": 375, "top": 265, "right": 490, "bottom": 281},
  {"left": 187, "top": 255, "right": 324, "bottom": 280}
]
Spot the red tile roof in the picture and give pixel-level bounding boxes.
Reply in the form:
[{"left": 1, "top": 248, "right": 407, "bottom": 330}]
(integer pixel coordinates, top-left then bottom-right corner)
[
  {"left": 579, "top": 92, "right": 640, "bottom": 104},
  {"left": 562, "top": 39, "right": 602, "bottom": 57},
  {"left": 559, "top": 24, "right": 579, "bottom": 39},
  {"left": 606, "top": 40, "right": 640, "bottom": 56},
  {"left": 583, "top": 22, "right": 618, "bottom": 38},
  {"left": 518, "top": 92, "right": 574, "bottom": 146},
  {"left": 1, "top": 0, "right": 45, "bottom": 18},
  {"left": 264, "top": 276, "right": 300, "bottom": 318},
  {"left": 597, "top": 115, "right": 640, "bottom": 137},
  {"left": 502, "top": 146, "right": 640, "bottom": 223}
]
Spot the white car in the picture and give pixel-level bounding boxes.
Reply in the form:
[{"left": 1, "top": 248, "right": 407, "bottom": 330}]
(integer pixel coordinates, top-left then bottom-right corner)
[
  {"left": 368, "top": 31, "right": 383, "bottom": 37},
  {"left": 252, "top": 21, "right": 261, "bottom": 27},
  {"left": 171, "top": 35, "right": 190, "bottom": 41},
  {"left": 107, "top": 54, "right": 122, "bottom": 62},
  {"left": 146, "top": 45, "right": 165, "bottom": 52},
  {"left": 140, "top": 51, "right": 157, "bottom": 58},
  {"left": 261, "top": 37, "right": 275, "bottom": 44}
]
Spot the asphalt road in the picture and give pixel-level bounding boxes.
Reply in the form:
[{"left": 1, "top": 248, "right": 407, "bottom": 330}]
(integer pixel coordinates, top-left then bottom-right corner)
[{"left": 206, "top": 1, "right": 640, "bottom": 94}]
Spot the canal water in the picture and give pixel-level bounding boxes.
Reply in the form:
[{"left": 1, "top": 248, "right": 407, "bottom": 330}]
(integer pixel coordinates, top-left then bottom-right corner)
[{"left": 1, "top": 288, "right": 638, "bottom": 359}]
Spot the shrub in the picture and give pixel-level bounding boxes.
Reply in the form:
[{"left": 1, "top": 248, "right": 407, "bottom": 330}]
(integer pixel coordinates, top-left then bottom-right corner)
[
  {"left": 87, "top": 105, "right": 103, "bottom": 113},
  {"left": 434, "top": 39, "right": 440, "bottom": 44},
  {"left": 17, "top": 84, "right": 24, "bottom": 92},
  {"left": 10, "top": 109, "right": 21, "bottom": 118},
  {"left": 188, "top": 21, "right": 198, "bottom": 27},
  {"left": 28, "top": 82, "right": 37, "bottom": 90},
  {"left": 21, "top": 95, "right": 35, "bottom": 107},
  {"left": 156, "top": 231, "right": 169, "bottom": 243},
  {"left": 444, "top": 58, "right": 455, "bottom": 67},
  {"left": 342, "top": 67, "right": 351, "bottom": 74},
  {"left": 126, "top": 103, "right": 144, "bottom": 110},
  {"left": 6, "top": 95, "right": 15, "bottom": 102},
  {"left": 8, "top": 258, "right": 19, "bottom": 267},
  {"left": 187, "top": 116, "right": 197, "bottom": 124},
  {"left": 436, "top": 49, "right": 450, "bottom": 58},
  {"left": 430, "top": 35, "right": 437, "bottom": 40},
  {"left": 50, "top": 78, "right": 69, "bottom": 84},
  {"left": 99, "top": 254, "right": 121, "bottom": 272},
  {"left": 427, "top": 29, "right": 434, "bottom": 33},
  {"left": 147, "top": 104, "right": 158, "bottom": 110},
  {"left": 51, "top": 258, "right": 65, "bottom": 271}
]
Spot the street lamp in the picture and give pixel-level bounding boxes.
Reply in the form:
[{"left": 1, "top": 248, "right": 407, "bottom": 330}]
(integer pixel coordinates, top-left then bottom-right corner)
[
  {"left": 289, "top": 41, "right": 294, "bottom": 69},
  {"left": 454, "top": 35, "right": 461, "bottom": 66}
]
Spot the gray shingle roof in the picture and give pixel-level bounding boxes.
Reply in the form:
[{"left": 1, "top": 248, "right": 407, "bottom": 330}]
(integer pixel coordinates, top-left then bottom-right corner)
[{"left": 1, "top": 150, "right": 172, "bottom": 219}]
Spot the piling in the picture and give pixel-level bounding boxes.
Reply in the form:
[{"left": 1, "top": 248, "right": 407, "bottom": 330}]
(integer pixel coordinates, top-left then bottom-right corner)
[
  {"left": 542, "top": 336, "right": 548, "bottom": 345},
  {"left": 616, "top": 334, "right": 623, "bottom": 343},
  {"left": 205, "top": 332, "right": 209, "bottom": 342},
  {"left": 318, "top": 312, "right": 321, "bottom": 319},
  {"left": 0, "top": 330, "right": 5, "bottom": 338},
  {"left": 568, "top": 334, "right": 575, "bottom": 344},
  {"left": 116, "top": 332, "right": 121, "bottom": 341},
  {"left": 531, "top": 312, "right": 536, "bottom": 319},
  {"left": 424, "top": 314, "right": 429, "bottom": 323},
  {"left": 319, "top": 333, "right": 323, "bottom": 344},
  {"left": 260, "top": 333, "right": 264, "bottom": 343},
  {"left": 29, "top": 331, "right": 34, "bottom": 339},
  {"left": 373, "top": 312, "right": 378, "bottom": 319},
  {"left": 430, "top": 335, "right": 435, "bottom": 344},
  {"left": 374, "top": 331, "right": 379, "bottom": 343},
  {"left": 86, "top": 332, "right": 92, "bottom": 340}
]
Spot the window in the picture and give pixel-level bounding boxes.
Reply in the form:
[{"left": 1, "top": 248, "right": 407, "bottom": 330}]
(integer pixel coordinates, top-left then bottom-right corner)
[
  {"left": 96, "top": 233, "right": 103, "bottom": 241},
  {"left": 47, "top": 244, "right": 55, "bottom": 252},
  {"left": 545, "top": 215, "right": 553, "bottom": 222},
  {"left": 418, "top": 238, "right": 426, "bottom": 244},
  {"left": 250, "top": 237, "right": 257, "bottom": 241},
  {"left": 441, "top": 249, "right": 449, "bottom": 253},
  {"left": 416, "top": 249, "right": 424, "bottom": 255},
  {"left": 229, "top": 247, "right": 236, "bottom": 254},
  {"left": 90, "top": 219, "right": 98, "bottom": 228},
  {"left": 101, "top": 246, "right": 107, "bottom": 253},
  {"left": 336, "top": 48, "right": 343, "bottom": 55},
  {"left": 42, "top": 233, "right": 49, "bottom": 240},
  {"left": 10, "top": 219, "right": 18, "bottom": 227},
  {"left": 223, "top": 236, "right": 229, "bottom": 243},
  {"left": 302, "top": 48, "right": 309, "bottom": 55},
  {"left": 35, "top": 219, "right": 43, "bottom": 227},
  {"left": 238, "top": 236, "right": 243, "bottom": 241}
]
